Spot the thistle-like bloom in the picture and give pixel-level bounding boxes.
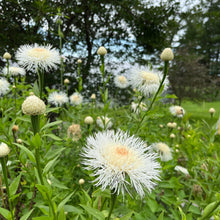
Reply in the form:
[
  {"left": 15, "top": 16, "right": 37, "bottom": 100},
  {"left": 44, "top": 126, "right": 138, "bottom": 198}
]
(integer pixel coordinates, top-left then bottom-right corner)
[
  {"left": 69, "top": 92, "right": 83, "bottom": 105},
  {"left": 174, "top": 165, "right": 189, "bottom": 176},
  {"left": 81, "top": 130, "right": 161, "bottom": 197},
  {"left": 129, "top": 66, "right": 169, "bottom": 96},
  {"left": 48, "top": 91, "right": 68, "bottom": 107},
  {"left": 151, "top": 142, "right": 172, "bottom": 162},
  {"left": 3, "top": 65, "right": 26, "bottom": 77},
  {"left": 0, "top": 143, "right": 10, "bottom": 158},
  {"left": 15, "top": 43, "right": 60, "bottom": 72},
  {"left": 22, "top": 95, "right": 46, "bottom": 115},
  {"left": 0, "top": 78, "right": 10, "bottom": 96},
  {"left": 96, "top": 116, "right": 113, "bottom": 129},
  {"left": 114, "top": 75, "right": 129, "bottom": 89},
  {"left": 169, "top": 105, "right": 185, "bottom": 118}
]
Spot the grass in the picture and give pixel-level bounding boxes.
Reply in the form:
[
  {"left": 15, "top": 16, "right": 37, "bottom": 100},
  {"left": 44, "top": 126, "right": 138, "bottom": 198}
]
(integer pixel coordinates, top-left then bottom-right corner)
[{"left": 182, "top": 100, "right": 220, "bottom": 123}]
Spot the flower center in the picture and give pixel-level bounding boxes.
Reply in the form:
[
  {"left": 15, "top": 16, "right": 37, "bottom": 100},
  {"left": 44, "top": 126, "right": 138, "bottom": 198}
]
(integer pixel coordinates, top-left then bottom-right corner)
[
  {"left": 115, "top": 146, "right": 129, "bottom": 156},
  {"left": 118, "top": 76, "right": 126, "bottom": 84},
  {"left": 28, "top": 47, "right": 50, "bottom": 60},
  {"left": 55, "top": 95, "right": 62, "bottom": 101},
  {"left": 141, "top": 71, "right": 159, "bottom": 84}
]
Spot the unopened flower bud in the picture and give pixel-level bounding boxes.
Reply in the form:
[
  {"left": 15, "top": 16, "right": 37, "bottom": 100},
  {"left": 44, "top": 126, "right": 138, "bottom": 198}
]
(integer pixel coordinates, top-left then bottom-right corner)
[
  {"left": 12, "top": 125, "right": 19, "bottom": 132},
  {"left": 84, "top": 116, "right": 94, "bottom": 125},
  {"left": 3, "top": 52, "right": 11, "bottom": 60},
  {"left": 77, "top": 59, "right": 82, "bottom": 64},
  {"left": 170, "top": 133, "right": 175, "bottom": 139},
  {"left": 160, "top": 48, "right": 174, "bottom": 61},
  {"left": 12, "top": 85, "right": 16, "bottom": 89},
  {"left": 97, "top": 46, "right": 107, "bottom": 56},
  {"left": 0, "top": 143, "right": 10, "bottom": 157},
  {"left": 209, "top": 108, "right": 215, "bottom": 114},
  {"left": 79, "top": 179, "right": 85, "bottom": 185},
  {"left": 17, "top": 139, "right": 22, "bottom": 144},
  {"left": 90, "top": 93, "right": 96, "bottom": 100},
  {"left": 64, "top": 78, "right": 70, "bottom": 84}
]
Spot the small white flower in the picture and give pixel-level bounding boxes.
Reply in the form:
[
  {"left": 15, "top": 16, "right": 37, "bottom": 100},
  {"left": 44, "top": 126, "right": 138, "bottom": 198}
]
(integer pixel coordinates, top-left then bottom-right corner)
[
  {"left": 90, "top": 93, "right": 96, "bottom": 100},
  {"left": 22, "top": 95, "right": 46, "bottom": 115},
  {"left": 48, "top": 91, "right": 68, "bottom": 107},
  {"left": 15, "top": 43, "right": 60, "bottom": 72},
  {"left": 0, "top": 78, "right": 10, "bottom": 96},
  {"left": 81, "top": 130, "right": 161, "bottom": 197},
  {"left": 3, "top": 65, "right": 26, "bottom": 77},
  {"left": 97, "top": 46, "right": 107, "bottom": 56},
  {"left": 160, "top": 48, "right": 174, "bottom": 61},
  {"left": 114, "top": 75, "right": 129, "bottom": 89},
  {"left": 151, "top": 142, "right": 172, "bottom": 162},
  {"left": 96, "top": 116, "right": 113, "bottom": 129},
  {"left": 79, "top": 179, "right": 85, "bottom": 185},
  {"left": 0, "top": 143, "right": 10, "bottom": 158},
  {"left": 169, "top": 106, "right": 185, "bottom": 118},
  {"left": 84, "top": 116, "right": 94, "bottom": 125},
  {"left": 69, "top": 92, "right": 83, "bottom": 105},
  {"left": 174, "top": 165, "right": 189, "bottom": 176},
  {"left": 129, "top": 66, "right": 169, "bottom": 96}
]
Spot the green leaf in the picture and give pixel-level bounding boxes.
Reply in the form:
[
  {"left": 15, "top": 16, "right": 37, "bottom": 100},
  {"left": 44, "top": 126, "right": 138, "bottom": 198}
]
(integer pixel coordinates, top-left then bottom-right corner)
[
  {"left": 45, "top": 107, "right": 60, "bottom": 114},
  {"left": 20, "top": 208, "right": 35, "bottom": 220},
  {"left": 58, "top": 207, "right": 66, "bottom": 220},
  {"left": 147, "top": 198, "right": 158, "bottom": 213},
  {"left": 43, "top": 156, "right": 60, "bottom": 174},
  {"left": 0, "top": 207, "right": 12, "bottom": 219},
  {"left": 9, "top": 174, "right": 21, "bottom": 195},
  {"left": 199, "top": 201, "right": 220, "bottom": 220},
  {"left": 15, "top": 143, "right": 36, "bottom": 163},
  {"left": 79, "top": 204, "right": 105, "bottom": 220},
  {"left": 33, "top": 80, "right": 40, "bottom": 97},
  {"left": 188, "top": 204, "right": 201, "bottom": 215},
  {"left": 120, "top": 211, "right": 134, "bottom": 220},
  {"left": 32, "top": 133, "right": 41, "bottom": 148},
  {"left": 42, "top": 133, "right": 62, "bottom": 141},
  {"left": 157, "top": 211, "right": 164, "bottom": 220},
  {"left": 63, "top": 205, "right": 83, "bottom": 214},
  {"left": 36, "top": 184, "right": 52, "bottom": 198},
  {"left": 44, "top": 147, "right": 65, "bottom": 161},
  {"left": 32, "top": 217, "right": 53, "bottom": 220},
  {"left": 41, "top": 120, "right": 62, "bottom": 131},
  {"left": 57, "top": 192, "right": 75, "bottom": 212},
  {"left": 178, "top": 206, "right": 186, "bottom": 220}
]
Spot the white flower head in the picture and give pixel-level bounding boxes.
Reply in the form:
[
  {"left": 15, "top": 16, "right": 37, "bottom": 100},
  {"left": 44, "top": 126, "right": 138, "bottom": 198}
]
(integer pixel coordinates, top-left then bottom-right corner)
[
  {"left": 84, "top": 116, "right": 94, "bottom": 125},
  {"left": 129, "top": 66, "right": 169, "bottom": 96},
  {"left": 3, "top": 65, "right": 26, "bottom": 77},
  {"left": 169, "top": 106, "right": 185, "bottom": 118},
  {"left": 22, "top": 95, "right": 46, "bottom": 115},
  {"left": 0, "top": 143, "right": 10, "bottom": 158},
  {"left": 81, "top": 130, "right": 161, "bottom": 197},
  {"left": 0, "top": 78, "right": 10, "bottom": 96},
  {"left": 114, "top": 75, "right": 129, "bottom": 89},
  {"left": 48, "top": 91, "right": 68, "bottom": 107},
  {"left": 174, "top": 165, "right": 189, "bottom": 176},
  {"left": 15, "top": 43, "right": 60, "bottom": 72},
  {"left": 151, "top": 142, "right": 172, "bottom": 162},
  {"left": 69, "top": 92, "right": 83, "bottom": 105},
  {"left": 96, "top": 116, "right": 113, "bottom": 129}
]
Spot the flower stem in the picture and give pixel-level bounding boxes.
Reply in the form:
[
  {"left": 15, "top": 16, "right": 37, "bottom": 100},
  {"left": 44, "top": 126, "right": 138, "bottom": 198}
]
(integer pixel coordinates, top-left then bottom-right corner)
[
  {"left": 31, "top": 115, "right": 40, "bottom": 135},
  {"left": 0, "top": 158, "right": 14, "bottom": 219},
  {"left": 135, "top": 61, "right": 169, "bottom": 133},
  {"left": 107, "top": 191, "right": 117, "bottom": 220},
  {"left": 14, "top": 76, "right": 17, "bottom": 115},
  {"left": 37, "top": 69, "right": 44, "bottom": 99}
]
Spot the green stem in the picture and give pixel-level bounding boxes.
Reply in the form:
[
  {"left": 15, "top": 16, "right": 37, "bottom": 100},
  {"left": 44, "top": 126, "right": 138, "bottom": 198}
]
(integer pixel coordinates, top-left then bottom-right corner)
[
  {"left": 35, "top": 147, "right": 57, "bottom": 219},
  {"left": 135, "top": 61, "right": 169, "bottom": 133},
  {"left": 0, "top": 158, "right": 14, "bottom": 219},
  {"left": 31, "top": 115, "right": 40, "bottom": 135},
  {"left": 6, "top": 60, "right": 9, "bottom": 81},
  {"left": 37, "top": 69, "right": 44, "bottom": 99},
  {"left": 14, "top": 76, "right": 17, "bottom": 115},
  {"left": 107, "top": 191, "right": 117, "bottom": 220}
]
